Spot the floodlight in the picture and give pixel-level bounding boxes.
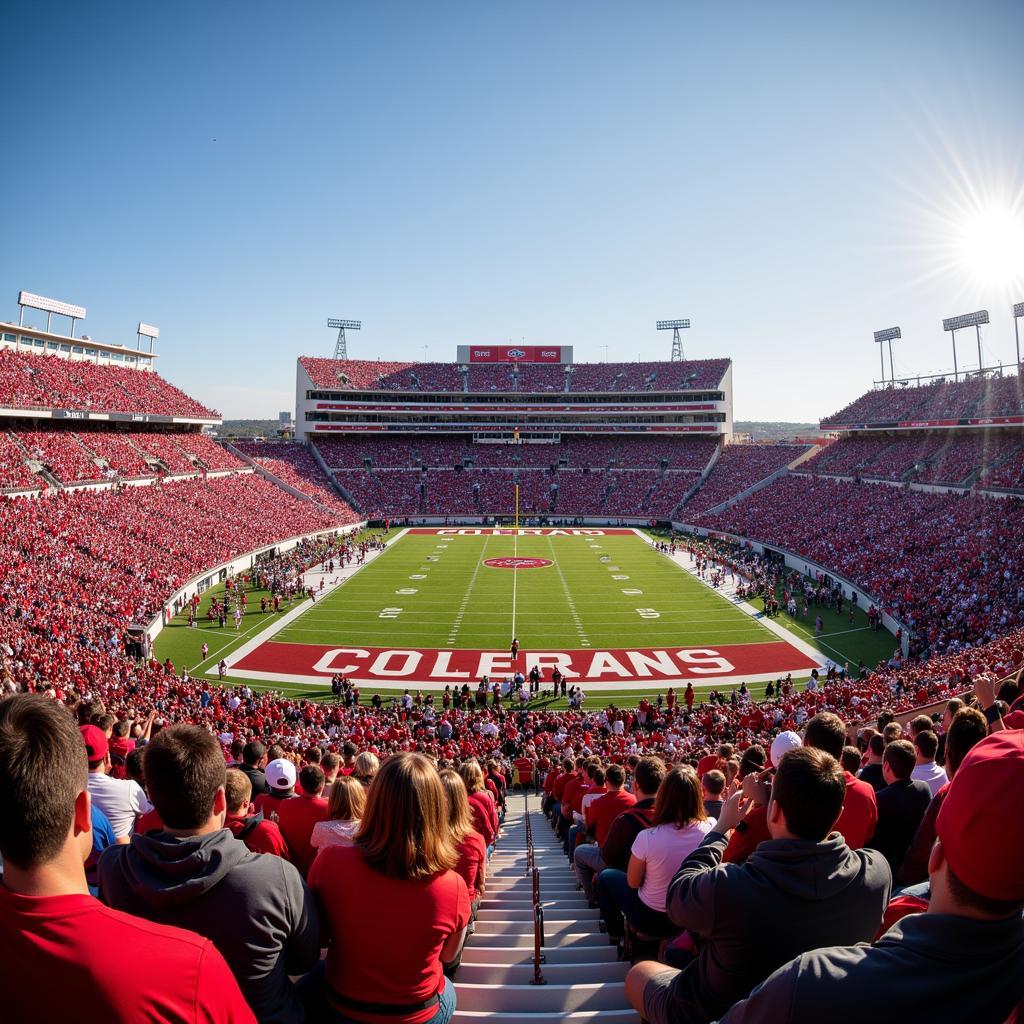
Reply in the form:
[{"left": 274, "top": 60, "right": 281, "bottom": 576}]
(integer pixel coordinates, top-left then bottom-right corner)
[
  {"left": 1013, "top": 302, "right": 1024, "bottom": 318},
  {"left": 942, "top": 310, "right": 989, "bottom": 332},
  {"left": 873, "top": 327, "right": 901, "bottom": 343},
  {"left": 137, "top": 322, "right": 160, "bottom": 339},
  {"left": 1013, "top": 303, "right": 1024, "bottom": 368},
  {"left": 873, "top": 327, "right": 901, "bottom": 383},
  {"left": 657, "top": 319, "right": 691, "bottom": 362},
  {"left": 18, "top": 290, "right": 87, "bottom": 321},
  {"left": 656, "top": 320, "right": 690, "bottom": 330},
  {"left": 327, "top": 319, "right": 362, "bottom": 330}
]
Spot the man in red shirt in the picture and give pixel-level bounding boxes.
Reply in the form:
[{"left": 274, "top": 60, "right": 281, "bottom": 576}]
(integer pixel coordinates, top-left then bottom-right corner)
[
  {"left": 275, "top": 764, "right": 329, "bottom": 876},
  {"left": 803, "top": 713, "right": 877, "bottom": 849},
  {"left": 0, "top": 694, "right": 254, "bottom": 1023},
  {"left": 574, "top": 764, "right": 637, "bottom": 904},
  {"left": 224, "top": 768, "right": 291, "bottom": 859}
]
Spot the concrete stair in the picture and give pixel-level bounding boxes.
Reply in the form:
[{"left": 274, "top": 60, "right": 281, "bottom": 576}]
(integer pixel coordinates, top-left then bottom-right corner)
[{"left": 453, "top": 795, "right": 639, "bottom": 1024}]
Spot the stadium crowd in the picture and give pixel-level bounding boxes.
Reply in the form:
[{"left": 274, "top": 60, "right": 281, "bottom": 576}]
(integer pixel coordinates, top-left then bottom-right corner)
[
  {"left": 701, "top": 474, "right": 1024, "bottom": 656},
  {"left": 0, "top": 346, "right": 217, "bottom": 417}
]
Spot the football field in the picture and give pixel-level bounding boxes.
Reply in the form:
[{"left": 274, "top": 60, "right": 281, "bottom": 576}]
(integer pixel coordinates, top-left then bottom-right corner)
[{"left": 216, "top": 527, "right": 826, "bottom": 692}]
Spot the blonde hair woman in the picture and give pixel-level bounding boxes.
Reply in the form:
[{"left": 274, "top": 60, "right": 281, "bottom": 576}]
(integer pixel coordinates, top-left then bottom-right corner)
[
  {"left": 457, "top": 759, "right": 497, "bottom": 852},
  {"left": 311, "top": 775, "right": 367, "bottom": 853},
  {"left": 352, "top": 751, "right": 379, "bottom": 788},
  {"left": 307, "top": 753, "right": 470, "bottom": 1024},
  {"left": 439, "top": 770, "right": 486, "bottom": 910}
]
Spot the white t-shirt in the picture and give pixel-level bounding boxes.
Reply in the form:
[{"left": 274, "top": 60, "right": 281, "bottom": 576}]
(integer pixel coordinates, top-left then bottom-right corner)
[
  {"left": 631, "top": 819, "right": 717, "bottom": 911},
  {"left": 88, "top": 772, "right": 152, "bottom": 838},
  {"left": 310, "top": 818, "right": 361, "bottom": 850},
  {"left": 911, "top": 761, "right": 948, "bottom": 797}
]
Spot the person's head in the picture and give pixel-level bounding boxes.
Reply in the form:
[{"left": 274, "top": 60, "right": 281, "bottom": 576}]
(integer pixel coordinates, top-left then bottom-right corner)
[
  {"left": 932, "top": 731, "right": 1024, "bottom": 921},
  {"left": 299, "top": 764, "right": 325, "bottom": 798},
  {"left": 882, "top": 739, "right": 917, "bottom": 784},
  {"left": 652, "top": 767, "right": 706, "bottom": 828},
  {"left": 112, "top": 720, "right": 131, "bottom": 740},
  {"left": 266, "top": 758, "right": 297, "bottom": 794},
  {"left": 326, "top": 774, "right": 366, "bottom": 823},
  {"left": 591, "top": 766, "right": 606, "bottom": 787},
  {"left": 229, "top": 738, "right": 244, "bottom": 763},
  {"left": 125, "top": 748, "right": 146, "bottom": 787},
  {"left": 840, "top": 746, "right": 862, "bottom": 775},
  {"left": 909, "top": 714, "right": 934, "bottom": 739},
  {"left": 353, "top": 751, "right": 379, "bottom": 787},
  {"left": 882, "top": 722, "right": 903, "bottom": 745},
  {"left": 717, "top": 743, "right": 734, "bottom": 760},
  {"left": 438, "top": 768, "right": 473, "bottom": 841},
  {"left": 458, "top": 759, "right": 485, "bottom": 795},
  {"left": 913, "top": 730, "right": 939, "bottom": 765},
  {"left": 267, "top": 743, "right": 285, "bottom": 762},
  {"left": 342, "top": 741, "right": 358, "bottom": 765},
  {"left": 242, "top": 740, "right": 267, "bottom": 768},
  {"left": 942, "top": 698, "right": 965, "bottom": 731},
  {"left": 944, "top": 708, "right": 988, "bottom": 778},
  {"left": 738, "top": 745, "right": 766, "bottom": 779},
  {"left": 356, "top": 753, "right": 457, "bottom": 879},
  {"left": 605, "top": 764, "right": 626, "bottom": 790},
  {"left": 803, "top": 712, "right": 846, "bottom": 759},
  {"left": 768, "top": 747, "right": 846, "bottom": 842},
  {"left": 304, "top": 746, "right": 323, "bottom": 766},
  {"left": 702, "top": 769, "right": 726, "bottom": 800},
  {"left": 633, "top": 755, "right": 666, "bottom": 799},
  {"left": 225, "top": 768, "right": 253, "bottom": 815},
  {"left": 80, "top": 724, "right": 109, "bottom": 773},
  {"left": 867, "top": 733, "right": 885, "bottom": 761},
  {"left": 0, "top": 695, "right": 91, "bottom": 875},
  {"left": 144, "top": 725, "right": 227, "bottom": 832},
  {"left": 321, "top": 751, "right": 341, "bottom": 781}
]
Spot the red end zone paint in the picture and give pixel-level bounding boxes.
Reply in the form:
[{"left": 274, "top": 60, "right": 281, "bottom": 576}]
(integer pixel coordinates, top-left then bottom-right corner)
[
  {"left": 484, "top": 557, "right": 553, "bottom": 569},
  {"left": 405, "top": 528, "right": 637, "bottom": 536},
  {"left": 230, "top": 640, "right": 819, "bottom": 687}
]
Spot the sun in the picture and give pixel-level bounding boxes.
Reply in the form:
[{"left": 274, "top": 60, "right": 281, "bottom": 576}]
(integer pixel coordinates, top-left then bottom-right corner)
[{"left": 955, "top": 203, "right": 1024, "bottom": 287}]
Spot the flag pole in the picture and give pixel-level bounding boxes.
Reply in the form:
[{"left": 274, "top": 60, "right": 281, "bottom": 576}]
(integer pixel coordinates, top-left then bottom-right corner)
[{"left": 515, "top": 483, "right": 519, "bottom": 530}]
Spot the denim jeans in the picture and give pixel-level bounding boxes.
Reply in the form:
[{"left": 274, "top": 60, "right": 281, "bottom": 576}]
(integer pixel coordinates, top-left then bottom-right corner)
[
  {"left": 595, "top": 868, "right": 675, "bottom": 940},
  {"left": 300, "top": 966, "right": 456, "bottom": 1024},
  {"left": 573, "top": 842, "right": 606, "bottom": 903}
]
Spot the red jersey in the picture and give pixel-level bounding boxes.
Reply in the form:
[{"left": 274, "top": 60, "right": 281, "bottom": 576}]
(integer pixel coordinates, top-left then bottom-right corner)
[
  {"left": 467, "top": 791, "right": 497, "bottom": 847},
  {"left": 275, "top": 795, "right": 330, "bottom": 876},
  {"left": 308, "top": 846, "right": 470, "bottom": 1024},
  {"left": 453, "top": 829, "right": 487, "bottom": 900},
  {"left": 586, "top": 789, "right": 637, "bottom": 847},
  {"left": 225, "top": 812, "right": 292, "bottom": 859},
  {"left": 834, "top": 772, "right": 878, "bottom": 850},
  {"left": 0, "top": 887, "right": 255, "bottom": 1023}
]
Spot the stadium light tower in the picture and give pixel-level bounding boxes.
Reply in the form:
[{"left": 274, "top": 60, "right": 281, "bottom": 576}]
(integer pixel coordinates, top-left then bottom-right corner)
[
  {"left": 657, "top": 319, "right": 690, "bottom": 362},
  {"left": 942, "top": 310, "right": 989, "bottom": 382},
  {"left": 873, "top": 327, "right": 901, "bottom": 383},
  {"left": 1013, "top": 301, "right": 1024, "bottom": 369},
  {"left": 327, "top": 318, "right": 361, "bottom": 360}
]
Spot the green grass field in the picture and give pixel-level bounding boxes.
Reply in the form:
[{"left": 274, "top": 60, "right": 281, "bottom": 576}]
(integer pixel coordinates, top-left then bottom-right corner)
[{"left": 154, "top": 528, "right": 895, "bottom": 707}]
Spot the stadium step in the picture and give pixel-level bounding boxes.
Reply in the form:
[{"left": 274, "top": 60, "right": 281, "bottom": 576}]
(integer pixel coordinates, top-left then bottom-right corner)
[{"left": 455, "top": 797, "right": 635, "bottom": 1022}]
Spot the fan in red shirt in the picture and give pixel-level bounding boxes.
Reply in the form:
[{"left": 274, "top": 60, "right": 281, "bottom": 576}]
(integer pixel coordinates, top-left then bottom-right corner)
[
  {"left": 275, "top": 764, "right": 330, "bottom": 876},
  {"left": 307, "top": 753, "right": 470, "bottom": 1024},
  {"left": 0, "top": 694, "right": 255, "bottom": 1024},
  {"left": 439, "top": 770, "right": 487, "bottom": 908},
  {"left": 224, "top": 768, "right": 291, "bottom": 859},
  {"left": 459, "top": 760, "right": 498, "bottom": 851}
]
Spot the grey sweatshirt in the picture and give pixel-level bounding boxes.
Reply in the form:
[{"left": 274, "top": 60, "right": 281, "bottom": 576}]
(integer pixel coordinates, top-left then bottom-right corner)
[
  {"left": 98, "top": 827, "right": 319, "bottom": 1024},
  {"left": 664, "top": 830, "right": 892, "bottom": 1024}
]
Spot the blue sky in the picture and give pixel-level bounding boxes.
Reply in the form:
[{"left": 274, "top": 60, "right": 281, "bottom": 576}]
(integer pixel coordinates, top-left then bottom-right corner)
[{"left": 1, "top": 0, "right": 1022, "bottom": 420}]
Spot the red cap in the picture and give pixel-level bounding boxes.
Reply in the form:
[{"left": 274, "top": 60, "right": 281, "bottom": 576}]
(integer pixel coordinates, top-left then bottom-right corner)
[
  {"left": 80, "top": 724, "right": 109, "bottom": 762},
  {"left": 936, "top": 730, "right": 1024, "bottom": 902}
]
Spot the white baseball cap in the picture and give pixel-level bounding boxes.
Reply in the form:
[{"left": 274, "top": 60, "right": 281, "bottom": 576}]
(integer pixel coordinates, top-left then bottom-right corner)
[
  {"left": 266, "top": 758, "right": 297, "bottom": 790},
  {"left": 770, "top": 731, "right": 803, "bottom": 768}
]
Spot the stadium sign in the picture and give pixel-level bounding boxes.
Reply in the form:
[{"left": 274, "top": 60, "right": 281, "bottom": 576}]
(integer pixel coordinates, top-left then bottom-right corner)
[
  {"left": 227, "top": 640, "right": 820, "bottom": 688},
  {"left": 467, "top": 345, "right": 563, "bottom": 363}
]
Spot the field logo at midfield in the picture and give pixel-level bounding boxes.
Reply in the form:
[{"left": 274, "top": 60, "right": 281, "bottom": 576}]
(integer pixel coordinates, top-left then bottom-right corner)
[{"left": 484, "top": 557, "right": 553, "bottom": 570}]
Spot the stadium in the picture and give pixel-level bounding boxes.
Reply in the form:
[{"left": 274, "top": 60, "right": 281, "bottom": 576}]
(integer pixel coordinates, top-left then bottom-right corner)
[{"left": 2, "top": 5, "right": 1023, "bottom": 1024}]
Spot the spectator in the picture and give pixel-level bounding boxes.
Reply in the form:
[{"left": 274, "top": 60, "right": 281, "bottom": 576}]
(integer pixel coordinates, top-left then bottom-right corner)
[
  {"left": 275, "top": 764, "right": 330, "bottom": 877},
  {"left": 857, "top": 733, "right": 886, "bottom": 792},
  {"left": 98, "top": 725, "right": 320, "bottom": 1024},
  {"left": 701, "top": 770, "right": 726, "bottom": 819},
  {"left": 439, "top": 769, "right": 487, "bottom": 912},
  {"left": 717, "top": 731, "right": 1024, "bottom": 1022},
  {"left": 869, "top": 739, "right": 932, "bottom": 877},
  {"left": 255, "top": 758, "right": 298, "bottom": 815},
  {"left": 81, "top": 723, "right": 152, "bottom": 841},
  {"left": 628, "top": 747, "right": 891, "bottom": 1024},
  {"left": 225, "top": 768, "right": 291, "bottom": 859},
  {"left": 0, "top": 694, "right": 254, "bottom": 1023},
  {"left": 599, "top": 756, "right": 665, "bottom": 873},
  {"left": 310, "top": 774, "right": 367, "bottom": 853},
  {"left": 353, "top": 751, "right": 380, "bottom": 788},
  {"left": 910, "top": 731, "right": 948, "bottom": 796},
  {"left": 803, "top": 712, "right": 877, "bottom": 849},
  {"left": 574, "top": 762, "right": 637, "bottom": 905},
  {"left": 306, "top": 752, "right": 471, "bottom": 1024},
  {"left": 459, "top": 759, "right": 498, "bottom": 853},
  {"left": 597, "top": 767, "right": 715, "bottom": 942},
  {"left": 238, "top": 740, "right": 269, "bottom": 796}
]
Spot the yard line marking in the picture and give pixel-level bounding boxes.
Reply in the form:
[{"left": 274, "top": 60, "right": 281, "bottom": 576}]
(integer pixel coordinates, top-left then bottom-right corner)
[
  {"left": 449, "top": 534, "right": 490, "bottom": 643},
  {"left": 546, "top": 535, "right": 588, "bottom": 646},
  {"left": 511, "top": 530, "right": 518, "bottom": 641}
]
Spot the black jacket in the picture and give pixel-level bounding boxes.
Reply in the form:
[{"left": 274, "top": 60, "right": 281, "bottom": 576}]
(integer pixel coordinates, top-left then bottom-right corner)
[
  {"left": 720, "top": 911, "right": 1024, "bottom": 1024},
  {"left": 99, "top": 828, "right": 319, "bottom": 1024},
  {"left": 869, "top": 778, "right": 932, "bottom": 877},
  {"left": 664, "top": 830, "right": 891, "bottom": 1024},
  {"left": 601, "top": 797, "right": 655, "bottom": 871}
]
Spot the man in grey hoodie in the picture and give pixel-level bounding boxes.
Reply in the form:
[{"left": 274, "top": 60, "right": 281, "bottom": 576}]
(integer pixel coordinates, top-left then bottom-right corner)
[
  {"left": 98, "top": 725, "right": 320, "bottom": 1024},
  {"left": 626, "top": 747, "right": 891, "bottom": 1024}
]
